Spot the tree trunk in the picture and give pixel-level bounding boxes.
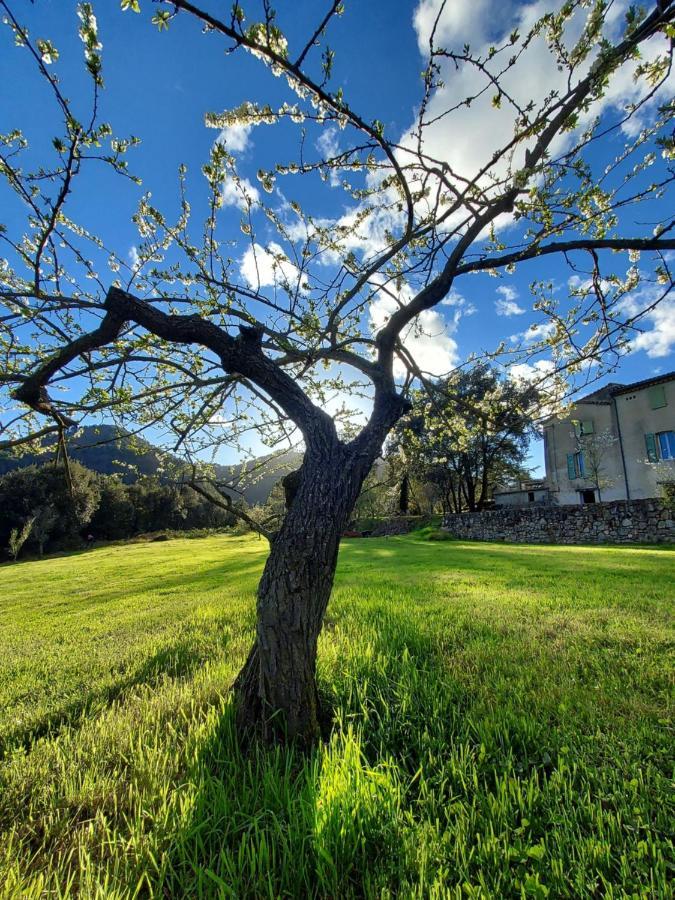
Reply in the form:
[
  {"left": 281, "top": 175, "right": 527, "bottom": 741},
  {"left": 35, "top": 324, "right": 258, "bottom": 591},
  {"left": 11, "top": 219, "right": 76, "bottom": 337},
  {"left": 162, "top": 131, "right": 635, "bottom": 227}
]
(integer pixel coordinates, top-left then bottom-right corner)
[
  {"left": 462, "top": 471, "right": 476, "bottom": 512},
  {"left": 233, "top": 440, "right": 371, "bottom": 746},
  {"left": 398, "top": 473, "right": 410, "bottom": 515}
]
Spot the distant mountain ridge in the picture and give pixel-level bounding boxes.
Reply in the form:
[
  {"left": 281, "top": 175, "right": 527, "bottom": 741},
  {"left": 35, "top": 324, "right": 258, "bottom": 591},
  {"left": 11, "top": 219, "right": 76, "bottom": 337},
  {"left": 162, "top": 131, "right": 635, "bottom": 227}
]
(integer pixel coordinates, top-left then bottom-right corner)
[{"left": 0, "top": 425, "right": 302, "bottom": 506}]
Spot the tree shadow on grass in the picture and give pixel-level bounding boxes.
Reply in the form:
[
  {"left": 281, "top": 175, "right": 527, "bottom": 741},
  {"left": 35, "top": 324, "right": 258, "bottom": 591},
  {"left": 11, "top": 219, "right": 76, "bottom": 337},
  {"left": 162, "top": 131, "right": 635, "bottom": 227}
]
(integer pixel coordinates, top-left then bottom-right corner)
[
  {"left": 59, "top": 556, "right": 265, "bottom": 609},
  {"left": 151, "top": 607, "right": 571, "bottom": 899},
  {"left": 0, "top": 626, "right": 237, "bottom": 759},
  {"left": 1, "top": 553, "right": 264, "bottom": 756}
]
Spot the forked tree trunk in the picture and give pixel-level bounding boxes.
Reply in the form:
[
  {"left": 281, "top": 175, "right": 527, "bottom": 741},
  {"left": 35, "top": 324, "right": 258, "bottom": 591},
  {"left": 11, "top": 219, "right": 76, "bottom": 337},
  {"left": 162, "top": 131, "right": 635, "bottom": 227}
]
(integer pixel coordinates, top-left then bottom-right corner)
[{"left": 233, "top": 440, "right": 371, "bottom": 746}]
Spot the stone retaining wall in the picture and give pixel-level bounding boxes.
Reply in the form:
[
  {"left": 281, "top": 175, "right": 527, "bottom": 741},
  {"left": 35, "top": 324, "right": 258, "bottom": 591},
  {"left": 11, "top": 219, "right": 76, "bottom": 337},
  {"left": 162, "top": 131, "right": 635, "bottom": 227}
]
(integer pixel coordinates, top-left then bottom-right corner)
[{"left": 442, "top": 499, "right": 674, "bottom": 545}]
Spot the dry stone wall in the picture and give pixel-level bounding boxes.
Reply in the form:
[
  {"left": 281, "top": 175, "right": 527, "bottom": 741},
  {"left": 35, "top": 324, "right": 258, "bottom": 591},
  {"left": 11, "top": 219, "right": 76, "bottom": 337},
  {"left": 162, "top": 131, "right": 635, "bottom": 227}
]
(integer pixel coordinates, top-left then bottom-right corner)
[{"left": 442, "top": 499, "right": 674, "bottom": 545}]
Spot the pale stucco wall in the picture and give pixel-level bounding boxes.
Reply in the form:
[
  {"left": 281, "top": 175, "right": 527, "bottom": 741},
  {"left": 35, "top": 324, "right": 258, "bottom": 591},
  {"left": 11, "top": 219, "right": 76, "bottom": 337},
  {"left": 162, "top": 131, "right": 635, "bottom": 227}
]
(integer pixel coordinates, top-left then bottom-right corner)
[
  {"left": 542, "top": 377, "right": 674, "bottom": 504},
  {"left": 614, "top": 381, "right": 675, "bottom": 499},
  {"left": 543, "top": 401, "right": 626, "bottom": 504}
]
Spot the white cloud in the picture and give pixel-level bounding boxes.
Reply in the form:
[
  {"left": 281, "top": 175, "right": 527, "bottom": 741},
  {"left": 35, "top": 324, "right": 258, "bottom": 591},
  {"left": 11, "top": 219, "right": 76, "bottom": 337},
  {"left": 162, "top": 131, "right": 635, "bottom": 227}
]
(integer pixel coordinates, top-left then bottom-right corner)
[
  {"left": 508, "top": 358, "right": 564, "bottom": 415},
  {"left": 316, "top": 126, "right": 340, "bottom": 160},
  {"left": 221, "top": 176, "right": 260, "bottom": 210},
  {"left": 511, "top": 320, "right": 556, "bottom": 345},
  {"left": 128, "top": 245, "right": 140, "bottom": 269},
  {"left": 495, "top": 285, "right": 525, "bottom": 316},
  {"left": 509, "top": 358, "right": 555, "bottom": 384},
  {"left": 619, "top": 289, "right": 675, "bottom": 359},
  {"left": 316, "top": 127, "right": 341, "bottom": 187},
  {"left": 369, "top": 280, "right": 461, "bottom": 377},
  {"left": 402, "top": 0, "right": 672, "bottom": 228},
  {"left": 441, "top": 288, "right": 476, "bottom": 316},
  {"left": 216, "top": 123, "right": 253, "bottom": 153},
  {"left": 496, "top": 285, "right": 518, "bottom": 302},
  {"left": 568, "top": 274, "right": 612, "bottom": 295},
  {"left": 412, "top": 0, "right": 502, "bottom": 53},
  {"left": 289, "top": 203, "right": 405, "bottom": 267},
  {"left": 496, "top": 298, "right": 525, "bottom": 316},
  {"left": 239, "top": 242, "right": 301, "bottom": 290}
]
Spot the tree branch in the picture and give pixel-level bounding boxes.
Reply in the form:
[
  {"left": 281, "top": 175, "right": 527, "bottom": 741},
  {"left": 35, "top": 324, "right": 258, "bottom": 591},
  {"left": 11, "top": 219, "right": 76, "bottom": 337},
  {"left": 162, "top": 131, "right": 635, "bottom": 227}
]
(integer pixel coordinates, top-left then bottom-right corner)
[
  {"left": 454, "top": 235, "right": 675, "bottom": 276},
  {"left": 13, "top": 287, "right": 338, "bottom": 453}
]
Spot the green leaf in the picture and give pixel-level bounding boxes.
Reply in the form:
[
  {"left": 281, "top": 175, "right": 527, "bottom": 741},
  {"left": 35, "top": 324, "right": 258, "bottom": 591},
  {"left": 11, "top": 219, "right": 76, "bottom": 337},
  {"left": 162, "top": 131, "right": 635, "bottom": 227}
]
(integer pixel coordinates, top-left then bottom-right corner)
[
  {"left": 121, "top": 0, "right": 141, "bottom": 12},
  {"left": 152, "top": 11, "right": 171, "bottom": 31}
]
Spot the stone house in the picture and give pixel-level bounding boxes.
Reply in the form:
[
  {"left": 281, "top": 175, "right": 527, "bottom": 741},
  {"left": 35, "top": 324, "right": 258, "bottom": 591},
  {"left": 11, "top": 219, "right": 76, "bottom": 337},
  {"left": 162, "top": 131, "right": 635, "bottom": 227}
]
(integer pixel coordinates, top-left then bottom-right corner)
[
  {"left": 492, "top": 479, "right": 550, "bottom": 507},
  {"left": 540, "top": 371, "right": 675, "bottom": 504}
]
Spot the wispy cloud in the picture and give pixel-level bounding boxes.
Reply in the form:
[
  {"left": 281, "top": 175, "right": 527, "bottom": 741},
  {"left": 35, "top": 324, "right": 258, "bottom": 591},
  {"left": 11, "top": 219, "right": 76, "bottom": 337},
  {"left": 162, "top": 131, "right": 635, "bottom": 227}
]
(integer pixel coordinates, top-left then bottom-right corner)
[
  {"left": 619, "top": 287, "right": 675, "bottom": 359},
  {"left": 495, "top": 285, "right": 525, "bottom": 317}
]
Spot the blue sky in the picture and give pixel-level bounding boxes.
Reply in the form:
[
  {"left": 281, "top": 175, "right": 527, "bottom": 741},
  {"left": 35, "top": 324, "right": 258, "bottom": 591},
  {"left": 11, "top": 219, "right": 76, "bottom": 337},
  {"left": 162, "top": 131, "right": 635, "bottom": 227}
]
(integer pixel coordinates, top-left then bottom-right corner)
[{"left": 1, "top": 1, "right": 673, "bottom": 473}]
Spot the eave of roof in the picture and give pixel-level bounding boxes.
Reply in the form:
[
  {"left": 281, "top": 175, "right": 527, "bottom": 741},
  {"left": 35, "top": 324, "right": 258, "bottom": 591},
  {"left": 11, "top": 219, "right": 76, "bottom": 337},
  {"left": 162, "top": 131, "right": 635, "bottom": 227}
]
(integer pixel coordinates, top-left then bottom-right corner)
[
  {"left": 612, "top": 370, "right": 675, "bottom": 396},
  {"left": 574, "top": 370, "right": 674, "bottom": 404},
  {"left": 539, "top": 369, "right": 674, "bottom": 423}
]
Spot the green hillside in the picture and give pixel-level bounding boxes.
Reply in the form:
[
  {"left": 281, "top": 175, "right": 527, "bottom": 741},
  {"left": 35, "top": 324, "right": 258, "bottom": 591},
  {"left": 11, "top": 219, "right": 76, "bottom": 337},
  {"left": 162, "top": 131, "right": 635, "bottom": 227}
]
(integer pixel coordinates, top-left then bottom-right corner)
[
  {"left": 0, "top": 425, "right": 302, "bottom": 504},
  {"left": 0, "top": 535, "right": 672, "bottom": 897}
]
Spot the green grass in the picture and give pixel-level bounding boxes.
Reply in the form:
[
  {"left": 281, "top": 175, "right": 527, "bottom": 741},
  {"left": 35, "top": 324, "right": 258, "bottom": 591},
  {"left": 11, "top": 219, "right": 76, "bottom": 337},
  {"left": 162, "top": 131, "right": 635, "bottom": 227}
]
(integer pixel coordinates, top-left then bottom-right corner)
[{"left": 0, "top": 534, "right": 673, "bottom": 898}]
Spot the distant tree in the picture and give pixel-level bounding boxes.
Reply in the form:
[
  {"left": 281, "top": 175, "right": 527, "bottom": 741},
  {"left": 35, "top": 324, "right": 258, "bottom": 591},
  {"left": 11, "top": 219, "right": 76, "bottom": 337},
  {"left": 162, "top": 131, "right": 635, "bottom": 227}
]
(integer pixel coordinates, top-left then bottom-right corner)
[
  {"left": 393, "top": 365, "right": 541, "bottom": 512},
  {"left": 7, "top": 516, "right": 35, "bottom": 562},
  {"left": 1, "top": 2, "right": 674, "bottom": 743},
  {"left": 398, "top": 474, "right": 410, "bottom": 515},
  {"left": 123, "top": 478, "right": 176, "bottom": 533},
  {"left": 0, "top": 462, "right": 100, "bottom": 557},
  {"left": 89, "top": 475, "right": 137, "bottom": 540},
  {"left": 350, "top": 462, "right": 397, "bottom": 522},
  {"left": 32, "top": 505, "right": 59, "bottom": 557}
]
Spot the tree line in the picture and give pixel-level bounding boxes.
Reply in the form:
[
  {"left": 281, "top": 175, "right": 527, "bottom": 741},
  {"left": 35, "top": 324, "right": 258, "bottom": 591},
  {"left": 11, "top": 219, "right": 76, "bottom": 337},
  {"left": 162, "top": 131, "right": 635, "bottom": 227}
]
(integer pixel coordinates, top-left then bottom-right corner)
[{"left": 0, "top": 462, "right": 238, "bottom": 561}]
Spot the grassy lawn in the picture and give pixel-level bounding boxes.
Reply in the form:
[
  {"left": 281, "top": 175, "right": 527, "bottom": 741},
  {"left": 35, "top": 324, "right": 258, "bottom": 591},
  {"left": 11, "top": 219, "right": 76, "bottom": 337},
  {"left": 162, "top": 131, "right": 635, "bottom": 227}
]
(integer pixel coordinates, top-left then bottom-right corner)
[{"left": 0, "top": 535, "right": 673, "bottom": 898}]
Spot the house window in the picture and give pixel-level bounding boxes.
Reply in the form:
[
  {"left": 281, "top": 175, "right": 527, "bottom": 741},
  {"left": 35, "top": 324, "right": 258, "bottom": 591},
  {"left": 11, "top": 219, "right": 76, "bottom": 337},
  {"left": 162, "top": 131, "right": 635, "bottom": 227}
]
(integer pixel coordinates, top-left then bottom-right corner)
[
  {"left": 566, "top": 451, "right": 585, "bottom": 479},
  {"left": 648, "top": 385, "right": 667, "bottom": 410},
  {"left": 657, "top": 431, "right": 675, "bottom": 460},
  {"left": 573, "top": 419, "right": 594, "bottom": 437},
  {"left": 646, "top": 431, "right": 675, "bottom": 461},
  {"left": 580, "top": 489, "right": 596, "bottom": 504},
  {"left": 528, "top": 491, "right": 535, "bottom": 502}
]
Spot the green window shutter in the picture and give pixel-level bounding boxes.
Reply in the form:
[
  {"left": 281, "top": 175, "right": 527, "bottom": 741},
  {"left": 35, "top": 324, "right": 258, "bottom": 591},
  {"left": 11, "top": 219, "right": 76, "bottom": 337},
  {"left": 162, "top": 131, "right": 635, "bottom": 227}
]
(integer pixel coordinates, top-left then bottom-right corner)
[
  {"left": 648, "top": 385, "right": 666, "bottom": 409},
  {"left": 581, "top": 419, "right": 594, "bottom": 434},
  {"left": 567, "top": 453, "right": 577, "bottom": 479},
  {"left": 645, "top": 432, "right": 658, "bottom": 462}
]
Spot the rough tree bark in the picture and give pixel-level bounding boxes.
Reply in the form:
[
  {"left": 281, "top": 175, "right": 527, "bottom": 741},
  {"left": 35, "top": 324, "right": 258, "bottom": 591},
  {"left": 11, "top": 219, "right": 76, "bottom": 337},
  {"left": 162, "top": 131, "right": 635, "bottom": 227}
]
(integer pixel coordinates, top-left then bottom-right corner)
[{"left": 233, "top": 427, "right": 396, "bottom": 746}]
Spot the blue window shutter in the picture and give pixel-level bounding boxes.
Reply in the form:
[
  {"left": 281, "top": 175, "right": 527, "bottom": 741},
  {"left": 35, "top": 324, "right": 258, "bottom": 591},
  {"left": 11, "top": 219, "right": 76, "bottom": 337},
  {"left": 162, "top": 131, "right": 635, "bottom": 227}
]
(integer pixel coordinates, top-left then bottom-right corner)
[
  {"left": 645, "top": 433, "right": 658, "bottom": 462},
  {"left": 567, "top": 453, "right": 577, "bottom": 479},
  {"left": 578, "top": 451, "right": 585, "bottom": 477}
]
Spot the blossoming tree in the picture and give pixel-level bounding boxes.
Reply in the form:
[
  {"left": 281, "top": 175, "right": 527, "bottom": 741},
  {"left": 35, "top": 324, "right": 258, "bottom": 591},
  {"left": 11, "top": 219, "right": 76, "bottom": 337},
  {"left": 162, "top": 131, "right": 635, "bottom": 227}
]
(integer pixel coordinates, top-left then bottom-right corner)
[{"left": 1, "top": 0, "right": 674, "bottom": 744}]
